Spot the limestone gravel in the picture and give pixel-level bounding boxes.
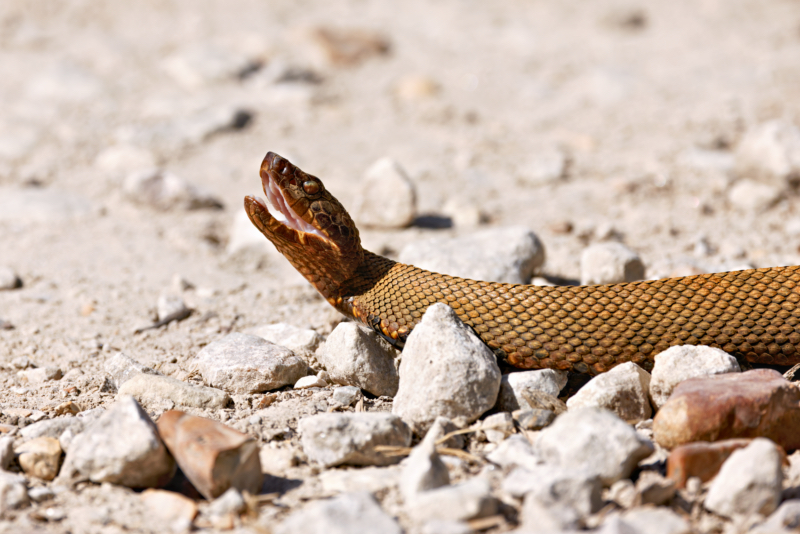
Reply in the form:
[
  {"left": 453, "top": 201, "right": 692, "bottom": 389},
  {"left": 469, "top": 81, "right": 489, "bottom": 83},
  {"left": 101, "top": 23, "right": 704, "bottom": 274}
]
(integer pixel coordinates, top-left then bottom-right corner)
[
  {"left": 275, "top": 491, "right": 402, "bottom": 534},
  {"left": 497, "top": 368, "right": 568, "bottom": 412},
  {"left": 566, "top": 362, "right": 652, "bottom": 423},
  {"left": 580, "top": 242, "right": 645, "bottom": 285},
  {"left": 118, "top": 373, "right": 231, "bottom": 409}
]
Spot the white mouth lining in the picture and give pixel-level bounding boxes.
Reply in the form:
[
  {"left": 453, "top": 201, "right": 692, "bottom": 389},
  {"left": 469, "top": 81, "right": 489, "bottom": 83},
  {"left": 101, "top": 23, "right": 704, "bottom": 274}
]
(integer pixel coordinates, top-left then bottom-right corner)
[{"left": 259, "top": 175, "right": 326, "bottom": 238}]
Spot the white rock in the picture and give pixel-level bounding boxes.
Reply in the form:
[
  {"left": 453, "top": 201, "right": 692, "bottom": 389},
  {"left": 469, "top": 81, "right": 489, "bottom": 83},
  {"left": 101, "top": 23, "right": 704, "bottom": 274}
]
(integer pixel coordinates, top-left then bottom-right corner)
[
  {"left": 392, "top": 303, "right": 501, "bottom": 435},
  {"left": 535, "top": 407, "right": 654, "bottom": 485},
  {"left": 332, "top": 386, "right": 361, "bottom": 406},
  {"left": 566, "top": 362, "right": 652, "bottom": 424},
  {"left": 17, "top": 366, "right": 62, "bottom": 384},
  {"left": 0, "top": 266, "right": 21, "bottom": 290},
  {"left": 728, "top": 179, "right": 782, "bottom": 212},
  {"left": 294, "top": 375, "right": 327, "bottom": 389},
  {"left": 58, "top": 396, "right": 175, "bottom": 488},
  {"left": 480, "top": 412, "right": 515, "bottom": 443},
  {"left": 400, "top": 426, "right": 449, "bottom": 502},
  {"left": 649, "top": 345, "right": 740, "bottom": 409},
  {"left": 156, "top": 293, "right": 189, "bottom": 322},
  {"left": 735, "top": 119, "right": 800, "bottom": 184},
  {"left": 0, "top": 187, "right": 93, "bottom": 224},
  {"left": 580, "top": 242, "right": 645, "bottom": 285},
  {"left": 162, "top": 43, "right": 257, "bottom": 88},
  {"left": 192, "top": 333, "right": 307, "bottom": 394},
  {"left": 487, "top": 434, "right": 540, "bottom": 470},
  {"left": 0, "top": 472, "right": 29, "bottom": 513},
  {"left": 169, "top": 105, "right": 252, "bottom": 146},
  {"left": 104, "top": 352, "right": 162, "bottom": 390},
  {"left": 441, "top": 198, "right": 484, "bottom": 228},
  {"left": 274, "top": 491, "right": 402, "bottom": 534},
  {"left": 520, "top": 494, "right": 583, "bottom": 532},
  {"left": 95, "top": 144, "right": 156, "bottom": 175},
  {"left": 760, "top": 499, "right": 800, "bottom": 531},
  {"left": 250, "top": 323, "right": 323, "bottom": 364},
  {"left": 352, "top": 158, "right": 416, "bottom": 228},
  {"left": 406, "top": 477, "right": 497, "bottom": 523},
  {"left": 497, "top": 369, "right": 568, "bottom": 411},
  {"left": 518, "top": 147, "right": 569, "bottom": 186},
  {"left": 299, "top": 412, "right": 411, "bottom": 467},
  {"left": 19, "top": 417, "right": 84, "bottom": 442},
  {"left": 399, "top": 226, "right": 545, "bottom": 284},
  {"left": 705, "top": 438, "right": 783, "bottom": 519},
  {"left": 318, "top": 466, "right": 401, "bottom": 494},
  {"left": 318, "top": 323, "right": 398, "bottom": 397},
  {"left": 118, "top": 373, "right": 231, "bottom": 409},
  {"left": 124, "top": 168, "right": 223, "bottom": 211},
  {"left": 619, "top": 507, "right": 692, "bottom": 534},
  {"left": 502, "top": 464, "right": 602, "bottom": 516}
]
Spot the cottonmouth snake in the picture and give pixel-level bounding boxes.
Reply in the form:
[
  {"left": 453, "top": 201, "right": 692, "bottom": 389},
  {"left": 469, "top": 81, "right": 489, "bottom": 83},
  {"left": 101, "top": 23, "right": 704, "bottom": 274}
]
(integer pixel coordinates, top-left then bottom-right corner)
[{"left": 245, "top": 152, "right": 800, "bottom": 375}]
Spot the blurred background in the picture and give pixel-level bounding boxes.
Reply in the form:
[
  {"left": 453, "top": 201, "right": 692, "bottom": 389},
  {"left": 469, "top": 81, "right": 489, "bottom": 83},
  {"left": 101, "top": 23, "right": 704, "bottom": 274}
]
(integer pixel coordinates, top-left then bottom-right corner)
[{"left": 1, "top": 0, "right": 800, "bottom": 344}]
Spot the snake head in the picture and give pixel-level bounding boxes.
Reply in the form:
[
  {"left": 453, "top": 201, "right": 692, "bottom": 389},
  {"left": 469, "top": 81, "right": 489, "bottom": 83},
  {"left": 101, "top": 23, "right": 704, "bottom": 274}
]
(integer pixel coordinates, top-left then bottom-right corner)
[{"left": 244, "top": 152, "right": 364, "bottom": 303}]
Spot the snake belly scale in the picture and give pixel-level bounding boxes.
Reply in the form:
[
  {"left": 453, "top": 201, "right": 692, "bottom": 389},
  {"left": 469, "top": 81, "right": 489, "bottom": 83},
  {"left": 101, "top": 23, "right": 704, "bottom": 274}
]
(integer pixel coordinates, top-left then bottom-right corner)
[{"left": 244, "top": 152, "right": 800, "bottom": 375}]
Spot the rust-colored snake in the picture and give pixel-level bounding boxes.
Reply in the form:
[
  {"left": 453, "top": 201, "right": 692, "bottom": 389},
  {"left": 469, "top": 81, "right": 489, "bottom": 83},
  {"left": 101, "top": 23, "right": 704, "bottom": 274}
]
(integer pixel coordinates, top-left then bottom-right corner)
[{"left": 245, "top": 152, "right": 800, "bottom": 375}]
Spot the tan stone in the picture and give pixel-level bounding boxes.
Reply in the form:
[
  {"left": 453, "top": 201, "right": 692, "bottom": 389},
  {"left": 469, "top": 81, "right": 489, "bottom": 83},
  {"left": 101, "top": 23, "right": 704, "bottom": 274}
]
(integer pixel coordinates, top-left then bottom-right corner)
[
  {"left": 16, "top": 437, "right": 62, "bottom": 481},
  {"left": 140, "top": 489, "right": 198, "bottom": 530}
]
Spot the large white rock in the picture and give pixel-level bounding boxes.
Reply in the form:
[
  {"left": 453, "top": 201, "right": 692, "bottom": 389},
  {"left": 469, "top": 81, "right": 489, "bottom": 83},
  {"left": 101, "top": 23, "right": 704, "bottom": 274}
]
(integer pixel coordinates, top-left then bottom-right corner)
[
  {"left": 497, "top": 369, "right": 568, "bottom": 412},
  {"left": 566, "top": 362, "right": 652, "bottom": 423},
  {"left": 192, "top": 332, "right": 307, "bottom": 394},
  {"left": 399, "top": 226, "right": 545, "bottom": 284},
  {"left": 580, "top": 242, "right": 645, "bottom": 285},
  {"left": 705, "top": 438, "right": 783, "bottom": 518},
  {"left": 318, "top": 322, "right": 399, "bottom": 397},
  {"left": 299, "top": 412, "right": 411, "bottom": 467},
  {"left": 275, "top": 491, "right": 402, "bottom": 534},
  {"left": 250, "top": 323, "right": 323, "bottom": 365},
  {"left": 535, "top": 407, "right": 654, "bottom": 485},
  {"left": 352, "top": 158, "right": 417, "bottom": 228},
  {"left": 392, "top": 303, "right": 501, "bottom": 435},
  {"left": 649, "top": 345, "right": 740, "bottom": 409}
]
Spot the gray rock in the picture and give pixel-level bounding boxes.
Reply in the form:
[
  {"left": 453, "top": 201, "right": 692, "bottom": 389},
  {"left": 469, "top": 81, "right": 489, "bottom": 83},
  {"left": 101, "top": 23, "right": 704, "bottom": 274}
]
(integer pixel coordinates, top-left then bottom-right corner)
[
  {"left": 104, "top": 352, "right": 162, "bottom": 390},
  {"left": 275, "top": 491, "right": 402, "bottom": 534},
  {"left": 497, "top": 369, "right": 568, "bottom": 412},
  {"left": 332, "top": 386, "right": 362, "bottom": 406},
  {"left": 0, "top": 437, "right": 13, "bottom": 470},
  {"left": 406, "top": 477, "right": 497, "bottom": 523},
  {"left": 192, "top": 333, "right": 306, "bottom": 394},
  {"left": 520, "top": 494, "right": 583, "bottom": 532},
  {"left": 299, "top": 412, "right": 411, "bottom": 467},
  {"left": 502, "top": 464, "right": 602, "bottom": 516},
  {"left": 156, "top": 293, "right": 189, "bottom": 322},
  {"left": 58, "top": 396, "right": 175, "bottom": 488},
  {"left": 250, "top": 323, "right": 323, "bottom": 365},
  {"left": 566, "top": 362, "right": 652, "bottom": 424},
  {"left": 735, "top": 119, "right": 800, "bottom": 184},
  {"left": 124, "top": 168, "right": 223, "bottom": 211},
  {"left": 487, "top": 434, "right": 540, "bottom": 470},
  {"left": 580, "top": 242, "right": 645, "bottom": 285},
  {"left": 0, "top": 472, "right": 29, "bottom": 513},
  {"left": 728, "top": 179, "right": 782, "bottom": 212},
  {"left": 0, "top": 266, "right": 21, "bottom": 290},
  {"left": 318, "top": 323, "right": 399, "bottom": 397},
  {"left": 705, "top": 438, "right": 783, "bottom": 518},
  {"left": 513, "top": 408, "right": 556, "bottom": 431},
  {"left": 352, "top": 158, "right": 416, "bottom": 228},
  {"left": 760, "top": 499, "right": 800, "bottom": 530},
  {"left": 400, "top": 425, "right": 450, "bottom": 502},
  {"left": 619, "top": 507, "right": 692, "bottom": 534},
  {"left": 117, "top": 373, "right": 231, "bottom": 409},
  {"left": 0, "top": 187, "right": 93, "bottom": 223},
  {"left": 535, "top": 407, "right": 654, "bottom": 485},
  {"left": 17, "top": 366, "right": 62, "bottom": 384},
  {"left": 649, "top": 345, "right": 740, "bottom": 409},
  {"left": 392, "top": 303, "right": 501, "bottom": 435},
  {"left": 399, "top": 226, "right": 545, "bottom": 284},
  {"left": 19, "top": 417, "right": 84, "bottom": 442},
  {"left": 480, "top": 412, "right": 515, "bottom": 443}
]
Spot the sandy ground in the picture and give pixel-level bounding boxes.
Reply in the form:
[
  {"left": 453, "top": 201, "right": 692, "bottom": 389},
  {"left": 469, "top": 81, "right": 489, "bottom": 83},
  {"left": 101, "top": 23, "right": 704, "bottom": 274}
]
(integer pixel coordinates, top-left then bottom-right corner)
[{"left": 1, "top": 0, "right": 800, "bottom": 532}]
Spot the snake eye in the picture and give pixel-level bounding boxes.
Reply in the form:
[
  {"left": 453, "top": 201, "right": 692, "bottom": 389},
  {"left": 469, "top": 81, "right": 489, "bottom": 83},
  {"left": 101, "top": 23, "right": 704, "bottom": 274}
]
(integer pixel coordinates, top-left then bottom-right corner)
[{"left": 303, "top": 180, "right": 320, "bottom": 195}]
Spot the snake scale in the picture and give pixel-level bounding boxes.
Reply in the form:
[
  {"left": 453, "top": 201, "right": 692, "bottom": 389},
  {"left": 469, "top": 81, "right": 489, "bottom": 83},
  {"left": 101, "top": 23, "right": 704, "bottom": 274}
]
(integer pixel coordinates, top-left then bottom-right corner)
[{"left": 245, "top": 152, "right": 800, "bottom": 375}]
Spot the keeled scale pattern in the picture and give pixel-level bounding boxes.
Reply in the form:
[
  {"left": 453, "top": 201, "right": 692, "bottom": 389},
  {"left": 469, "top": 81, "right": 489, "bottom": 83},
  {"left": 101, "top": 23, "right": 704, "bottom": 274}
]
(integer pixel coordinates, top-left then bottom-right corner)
[{"left": 350, "top": 260, "right": 800, "bottom": 375}]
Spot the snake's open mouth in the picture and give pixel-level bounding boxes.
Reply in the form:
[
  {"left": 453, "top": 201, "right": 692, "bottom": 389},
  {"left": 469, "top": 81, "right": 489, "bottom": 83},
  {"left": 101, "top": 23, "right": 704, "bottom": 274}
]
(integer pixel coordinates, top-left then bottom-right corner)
[{"left": 254, "top": 168, "right": 326, "bottom": 239}]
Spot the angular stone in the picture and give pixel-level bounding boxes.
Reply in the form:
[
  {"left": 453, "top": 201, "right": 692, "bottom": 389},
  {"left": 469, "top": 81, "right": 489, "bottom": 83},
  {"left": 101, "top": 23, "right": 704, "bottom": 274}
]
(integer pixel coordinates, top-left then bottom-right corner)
[
  {"left": 635, "top": 470, "right": 676, "bottom": 506},
  {"left": 156, "top": 293, "right": 189, "bottom": 322},
  {"left": 275, "top": 491, "right": 402, "bottom": 534},
  {"left": 332, "top": 386, "right": 361, "bottom": 406},
  {"left": 502, "top": 464, "right": 602, "bottom": 516},
  {"left": 535, "top": 407, "right": 654, "bottom": 485},
  {"left": 294, "top": 375, "right": 327, "bottom": 389},
  {"left": 393, "top": 303, "right": 501, "bottom": 435},
  {"left": 17, "top": 366, "right": 62, "bottom": 384},
  {"left": 0, "top": 472, "right": 29, "bottom": 513},
  {"left": 15, "top": 437, "right": 62, "bottom": 481},
  {"left": 400, "top": 428, "right": 449, "bottom": 502},
  {"left": 157, "top": 410, "right": 262, "bottom": 500},
  {"left": 487, "top": 435, "right": 540, "bottom": 471},
  {"left": 352, "top": 158, "right": 416, "bottom": 228},
  {"left": 319, "top": 466, "right": 401, "bottom": 494},
  {"left": 513, "top": 408, "right": 556, "bottom": 431},
  {"left": 118, "top": 373, "right": 231, "bottom": 409},
  {"left": 566, "top": 362, "right": 652, "bottom": 424},
  {"left": 619, "top": 507, "right": 692, "bottom": 534},
  {"left": 250, "top": 323, "right": 323, "bottom": 365},
  {"left": 521, "top": 494, "right": 583, "bottom": 532},
  {"left": 318, "top": 322, "right": 398, "bottom": 397},
  {"left": 19, "top": 417, "right": 84, "bottom": 442},
  {"left": 667, "top": 439, "right": 753, "bottom": 488},
  {"left": 140, "top": 489, "right": 198, "bottom": 532},
  {"left": 192, "top": 332, "right": 307, "bottom": 394},
  {"left": 0, "top": 437, "right": 13, "bottom": 470},
  {"left": 705, "top": 438, "right": 783, "bottom": 518},
  {"left": 406, "top": 477, "right": 497, "bottom": 523},
  {"left": 58, "top": 396, "right": 175, "bottom": 488},
  {"left": 497, "top": 369, "right": 568, "bottom": 412},
  {"left": 580, "top": 242, "right": 645, "bottom": 285},
  {"left": 480, "top": 412, "right": 515, "bottom": 443},
  {"left": 653, "top": 369, "right": 800, "bottom": 450},
  {"left": 399, "top": 227, "right": 545, "bottom": 284},
  {"left": 649, "top": 345, "right": 740, "bottom": 409},
  {"left": 519, "top": 389, "right": 567, "bottom": 414},
  {"left": 299, "top": 412, "right": 411, "bottom": 468},
  {"left": 104, "top": 351, "right": 162, "bottom": 390},
  {"left": 729, "top": 179, "right": 782, "bottom": 212}
]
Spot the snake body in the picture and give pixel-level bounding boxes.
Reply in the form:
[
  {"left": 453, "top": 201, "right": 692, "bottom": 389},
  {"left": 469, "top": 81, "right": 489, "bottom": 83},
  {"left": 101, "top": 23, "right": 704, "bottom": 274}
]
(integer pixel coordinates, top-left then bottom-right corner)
[{"left": 245, "top": 152, "right": 800, "bottom": 375}]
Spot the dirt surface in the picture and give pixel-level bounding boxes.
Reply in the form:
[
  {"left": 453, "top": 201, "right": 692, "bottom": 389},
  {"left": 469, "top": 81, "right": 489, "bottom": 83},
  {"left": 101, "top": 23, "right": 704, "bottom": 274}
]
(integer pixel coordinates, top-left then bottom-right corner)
[{"left": 1, "top": 1, "right": 800, "bottom": 532}]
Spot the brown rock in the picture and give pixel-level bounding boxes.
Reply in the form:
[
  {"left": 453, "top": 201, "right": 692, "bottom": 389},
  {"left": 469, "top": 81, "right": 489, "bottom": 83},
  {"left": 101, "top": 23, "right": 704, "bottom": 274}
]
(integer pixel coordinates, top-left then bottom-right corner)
[
  {"left": 157, "top": 410, "right": 262, "bottom": 500},
  {"left": 653, "top": 369, "right": 800, "bottom": 450},
  {"left": 16, "top": 437, "right": 62, "bottom": 481},
  {"left": 667, "top": 439, "right": 752, "bottom": 488}
]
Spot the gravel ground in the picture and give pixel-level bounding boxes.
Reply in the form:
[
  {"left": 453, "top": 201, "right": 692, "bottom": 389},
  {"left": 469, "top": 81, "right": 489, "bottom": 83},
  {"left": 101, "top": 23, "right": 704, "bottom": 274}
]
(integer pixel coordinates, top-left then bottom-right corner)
[{"left": 1, "top": 1, "right": 800, "bottom": 533}]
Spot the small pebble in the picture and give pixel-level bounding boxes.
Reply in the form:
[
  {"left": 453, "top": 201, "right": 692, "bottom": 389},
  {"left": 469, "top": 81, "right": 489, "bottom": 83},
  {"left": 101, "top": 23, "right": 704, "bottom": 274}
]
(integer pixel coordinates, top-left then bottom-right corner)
[
  {"left": 728, "top": 179, "right": 781, "bottom": 212},
  {"left": 406, "top": 477, "right": 497, "bottom": 523},
  {"left": 352, "top": 158, "right": 416, "bottom": 228},
  {"left": 580, "top": 242, "right": 645, "bottom": 285},
  {"left": 480, "top": 412, "right": 515, "bottom": 443},
  {"left": 400, "top": 426, "right": 449, "bottom": 502},
  {"left": 735, "top": 119, "right": 800, "bottom": 184},
  {"left": 497, "top": 369, "right": 568, "bottom": 412},
  {"left": 124, "top": 168, "right": 223, "bottom": 211},
  {"left": 332, "top": 386, "right": 361, "bottom": 406},
  {"left": 27, "top": 487, "right": 55, "bottom": 503},
  {"left": 156, "top": 293, "right": 189, "bottom": 322},
  {"left": 0, "top": 266, "right": 22, "bottom": 290},
  {"left": 118, "top": 373, "right": 231, "bottom": 410},
  {"left": 294, "top": 375, "right": 327, "bottom": 389},
  {"left": 140, "top": 489, "right": 198, "bottom": 532},
  {"left": 566, "top": 362, "right": 652, "bottom": 424},
  {"left": 250, "top": 323, "right": 323, "bottom": 365},
  {"left": 17, "top": 366, "right": 62, "bottom": 385},
  {"left": 517, "top": 147, "right": 569, "bottom": 186},
  {"left": 0, "top": 472, "right": 29, "bottom": 513}
]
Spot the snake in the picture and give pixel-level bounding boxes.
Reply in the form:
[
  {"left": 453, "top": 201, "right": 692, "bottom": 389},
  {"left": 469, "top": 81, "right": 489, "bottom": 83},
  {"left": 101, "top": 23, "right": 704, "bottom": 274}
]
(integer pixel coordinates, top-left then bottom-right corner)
[{"left": 244, "top": 152, "right": 800, "bottom": 375}]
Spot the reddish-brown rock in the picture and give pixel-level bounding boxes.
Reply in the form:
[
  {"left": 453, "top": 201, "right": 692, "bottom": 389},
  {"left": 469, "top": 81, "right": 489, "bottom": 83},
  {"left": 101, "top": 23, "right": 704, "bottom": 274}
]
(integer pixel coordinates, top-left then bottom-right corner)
[
  {"left": 653, "top": 369, "right": 800, "bottom": 450},
  {"left": 157, "top": 410, "right": 262, "bottom": 500}
]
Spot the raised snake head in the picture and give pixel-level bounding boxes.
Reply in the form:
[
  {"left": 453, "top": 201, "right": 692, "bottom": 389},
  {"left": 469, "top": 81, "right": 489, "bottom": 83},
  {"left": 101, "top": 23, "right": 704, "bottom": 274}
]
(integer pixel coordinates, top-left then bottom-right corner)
[{"left": 244, "top": 152, "right": 364, "bottom": 306}]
